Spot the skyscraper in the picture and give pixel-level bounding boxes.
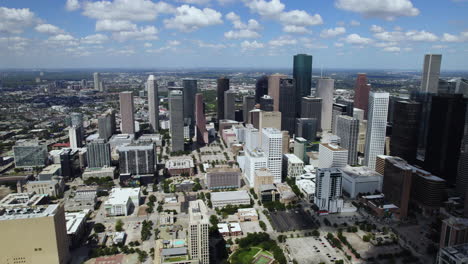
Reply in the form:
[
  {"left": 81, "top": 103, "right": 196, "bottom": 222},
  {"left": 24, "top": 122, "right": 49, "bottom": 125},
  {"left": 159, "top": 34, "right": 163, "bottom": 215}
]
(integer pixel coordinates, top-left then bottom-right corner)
[
  {"left": 424, "top": 94, "right": 466, "bottom": 184},
  {"left": 87, "top": 139, "right": 111, "bottom": 168},
  {"left": 224, "top": 90, "right": 236, "bottom": 121},
  {"left": 390, "top": 100, "right": 421, "bottom": 164},
  {"left": 316, "top": 78, "right": 334, "bottom": 131},
  {"left": 195, "top": 93, "right": 209, "bottom": 145},
  {"left": 382, "top": 156, "right": 413, "bottom": 219},
  {"left": 255, "top": 75, "right": 269, "bottom": 104},
  {"left": 169, "top": 90, "right": 184, "bottom": 152},
  {"left": 410, "top": 91, "right": 433, "bottom": 157},
  {"left": 331, "top": 103, "right": 348, "bottom": 134},
  {"left": 421, "top": 54, "right": 442, "bottom": 94},
  {"left": 217, "top": 77, "right": 229, "bottom": 122},
  {"left": 69, "top": 126, "right": 82, "bottom": 149},
  {"left": 119, "top": 91, "right": 135, "bottom": 134},
  {"left": 70, "top": 112, "right": 84, "bottom": 137},
  {"left": 301, "top": 97, "right": 322, "bottom": 131},
  {"left": 293, "top": 54, "right": 312, "bottom": 117},
  {"left": 318, "top": 143, "right": 348, "bottom": 169},
  {"left": 13, "top": 140, "right": 48, "bottom": 168},
  {"left": 188, "top": 200, "right": 210, "bottom": 264},
  {"left": 354, "top": 73, "right": 371, "bottom": 119},
  {"left": 336, "top": 115, "right": 359, "bottom": 166},
  {"left": 296, "top": 118, "right": 318, "bottom": 142},
  {"left": 314, "top": 168, "right": 344, "bottom": 213},
  {"left": 268, "top": 73, "right": 287, "bottom": 111},
  {"left": 262, "top": 128, "right": 283, "bottom": 183},
  {"left": 147, "top": 75, "right": 159, "bottom": 132},
  {"left": 93, "top": 72, "right": 100, "bottom": 91},
  {"left": 260, "top": 95, "right": 274, "bottom": 111},
  {"left": 183, "top": 79, "right": 197, "bottom": 136},
  {"left": 336, "top": 98, "right": 354, "bottom": 117},
  {"left": 364, "top": 92, "right": 389, "bottom": 170},
  {"left": 243, "top": 95, "right": 255, "bottom": 123},
  {"left": 98, "top": 113, "right": 113, "bottom": 140},
  {"left": 279, "top": 78, "right": 296, "bottom": 134},
  {"left": 118, "top": 142, "right": 155, "bottom": 175}
]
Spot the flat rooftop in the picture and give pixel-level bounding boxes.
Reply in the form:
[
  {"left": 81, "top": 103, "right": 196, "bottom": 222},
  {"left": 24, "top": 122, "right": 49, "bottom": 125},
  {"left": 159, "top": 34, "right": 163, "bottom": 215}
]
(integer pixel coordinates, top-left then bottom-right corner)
[
  {"left": 0, "top": 204, "right": 59, "bottom": 221},
  {"left": 284, "top": 153, "right": 304, "bottom": 164},
  {"left": 320, "top": 143, "right": 346, "bottom": 151},
  {"left": 211, "top": 190, "right": 250, "bottom": 202},
  {"left": 342, "top": 165, "right": 382, "bottom": 178},
  {"left": 166, "top": 159, "right": 194, "bottom": 169},
  {"left": 104, "top": 188, "right": 140, "bottom": 205}
]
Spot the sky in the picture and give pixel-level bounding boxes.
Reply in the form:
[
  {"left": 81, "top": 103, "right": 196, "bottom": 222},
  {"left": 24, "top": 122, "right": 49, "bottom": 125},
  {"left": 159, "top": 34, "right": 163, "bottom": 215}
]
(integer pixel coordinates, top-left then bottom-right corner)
[{"left": 0, "top": 0, "right": 467, "bottom": 70}]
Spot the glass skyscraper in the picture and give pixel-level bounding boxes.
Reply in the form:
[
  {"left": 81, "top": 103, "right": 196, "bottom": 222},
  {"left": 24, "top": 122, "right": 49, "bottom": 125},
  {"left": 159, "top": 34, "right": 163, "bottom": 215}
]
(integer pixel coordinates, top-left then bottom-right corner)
[{"left": 293, "top": 54, "right": 312, "bottom": 117}]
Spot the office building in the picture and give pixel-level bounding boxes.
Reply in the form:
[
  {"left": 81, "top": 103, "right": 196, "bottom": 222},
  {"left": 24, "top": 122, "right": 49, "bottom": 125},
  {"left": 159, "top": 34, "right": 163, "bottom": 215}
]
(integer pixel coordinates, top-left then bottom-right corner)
[
  {"left": 296, "top": 118, "right": 318, "bottom": 141},
  {"left": 165, "top": 158, "right": 194, "bottom": 177},
  {"left": 86, "top": 139, "right": 111, "bottom": 168},
  {"left": 268, "top": 73, "right": 287, "bottom": 111},
  {"left": 437, "top": 243, "right": 468, "bottom": 264},
  {"left": 103, "top": 188, "right": 141, "bottom": 216},
  {"left": 316, "top": 78, "right": 334, "bottom": 131},
  {"left": 336, "top": 115, "right": 359, "bottom": 166},
  {"left": 341, "top": 165, "right": 383, "bottom": 198},
  {"left": 244, "top": 148, "right": 267, "bottom": 187},
  {"left": 293, "top": 54, "right": 312, "bottom": 116},
  {"left": 294, "top": 137, "right": 307, "bottom": 163},
  {"left": 424, "top": 94, "right": 466, "bottom": 184},
  {"left": 217, "top": 77, "right": 229, "bottom": 121},
  {"left": 188, "top": 200, "right": 209, "bottom": 264},
  {"left": 357, "top": 120, "right": 367, "bottom": 154},
  {"left": 169, "top": 90, "right": 184, "bottom": 152},
  {"left": 411, "top": 166, "right": 446, "bottom": 214},
  {"left": 301, "top": 97, "right": 322, "bottom": 130},
  {"left": 410, "top": 90, "right": 433, "bottom": 157},
  {"left": 318, "top": 143, "right": 348, "bottom": 169},
  {"left": 93, "top": 72, "right": 100, "bottom": 91},
  {"left": 70, "top": 112, "right": 84, "bottom": 137},
  {"left": 118, "top": 142, "right": 155, "bottom": 176},
  {"left": 390, "top": 100, "right": 421, "bottom": 164},
  {"left": 13, "top": 140, "right": 48, "bottom": 169},
  {"left": 119, "top": 91, "right": 135, "bottom": 134},
  {"left": 82, "top": 166, "right": 115, "bottom": 180},
  {"left": 255, "top": 75, "right": 269, "bottom": 104},
  {"left": 98, "top": 112, "right": 113, "bottom": 140},
  {"left": 147, "top": 75, "right": 159, "bottom": 132},
  {"left": 69, "top": 126, "right": 82, "bottom": 149},
  {"left": 195, "top": 93, "right": 209, "bottom": 145},
  {"left": 364, "top": 92, "right": 389, "bottom": 170},
  {"left": 0, "top": 204, "right": 70, "bottom": 264},
  {"left": 262, "top": 128, "right": 283, "bottom": 183},
  {"left": 314, "top": 168, "right": 344, "bottom": 213},
  {"left": 224, "top": 90, "right": 236, "bottom": 121},
  {"left": 382, "top": 156, "right": 412, "bottom": 219},
  {"left": 243, "top": 95, "right": 255, "bottom": 123},
  {"left": 259, "top": 95, "right": 274, "bottom": 111},
  {"left": 282, "top": 130, "right": 290, "bottom": 153},
  {"left": 206, "top": 167, "right": 241, "bottom": 190},
  {"left": 279, "top": 78, "right": 296, "bottom": 134},
  {"left": 211, "top": 190, "right": 250, "bottom": 208},
  {"left": 440, "top": 217, "right": 468, "bottom": 248},
  {"left": 354, "top": 73, "right": 371, "bottom": 119},
  {"left": 353, "top": 108, "right": 364, "bottom": 122},
  {"left": 331, "top": 103, "right": 348, "bottom": 134},
  {"left": 421, "top": 54, "right": 442, "bottom": 94},
  {"left": 336, "top": 98, "right": 354, "bottom": 117},
  {"left": 282, "top": 154, "right": 304, "bottom": 179},
  {"left": 25, "top": 176, "right": 65, "bottom": 197}
]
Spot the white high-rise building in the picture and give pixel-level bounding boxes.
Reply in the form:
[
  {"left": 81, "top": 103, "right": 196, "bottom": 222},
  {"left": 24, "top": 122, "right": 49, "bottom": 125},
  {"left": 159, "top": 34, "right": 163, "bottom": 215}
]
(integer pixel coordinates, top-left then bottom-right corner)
[
  {"left": 314, "top": 168, "right": 344, "bottom": 213},
  {"left": 421, "top": 54, "right": 442, "bottom": 94},
  {"left": 245, "top": 125, "right": 260, "bottom": 152},
  {"left": 316, "top": 78, "right": 334, "bottom": 131},
  {"left": 244, "top": 149, "right": 267, "bottom": 186},
  {"left": 69, "top": 126, "right": 82, "bottom": 149},
  {"left": 318, "top": 143, "right": 348, "bottom": 169},
  {"left": 188, "top": 200, "right": 209, "bottom": 264},
  {"left": 147, "top": 75, "right": 159, "bottom": 132},
  {"left": 336, "top": 116, "right": 359, "bottom": 166},
  {"left": 353, "top": 108, "right": 365, "bottom": 122},
  {"left": 262, "top": 128, "right": 283, "bottom": 183},
  {"left": 364, "top": 92, "right": 389, "bottom": 170},
  {"left": 93, "top": 72, "right": 101, "bottom": 91}
]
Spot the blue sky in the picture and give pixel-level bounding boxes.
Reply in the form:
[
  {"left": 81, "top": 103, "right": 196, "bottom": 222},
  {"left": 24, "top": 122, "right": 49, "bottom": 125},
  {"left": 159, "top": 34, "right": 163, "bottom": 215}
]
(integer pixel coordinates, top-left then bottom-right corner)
[{"left": 0, "top": 0, "right": 467, "bottom": 70}]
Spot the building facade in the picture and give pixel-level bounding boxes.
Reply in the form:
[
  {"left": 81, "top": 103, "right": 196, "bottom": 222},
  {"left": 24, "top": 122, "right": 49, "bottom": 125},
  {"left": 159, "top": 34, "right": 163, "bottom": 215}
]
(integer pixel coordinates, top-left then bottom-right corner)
[
  {"left": 354, "top": 73, "right": 371, "bottom": 119},
  {"left": 316, "top": 78, "right": 334, "bottom": 131},
  {"left": 421, "top": 54, "right": 442, "bottom": 94},
  {"left": 147, "top": 75, "right": 159, "bottom": 132},
  {"left": 293, "top": 54, "right": 312, "bottom": 117},
  {"left": 314, "top": 168, "right": 344, "bottom": 213},
  {"left": 169, "top": 90, "right": 185, "bottom": 152},
  {"left": 390, "top": 100, "right": 421, "bottom": 164},
  {"left": 364, "top": 92, "right": 389, "bottom": 170},
  {"left": 262, "top": 128, "right": 283, "bottom": 183},
  {"left": 119, "top": 91, "right": 135, "bottom": 134},
  {"left": 336, "top": 115, "right": 359, "bottom": 166},
  {"left": 217, "top": 77, "right": 229, "bottom": 122},
  {"left": 86, "top": 139, "right": 111, "bottom": 168}
]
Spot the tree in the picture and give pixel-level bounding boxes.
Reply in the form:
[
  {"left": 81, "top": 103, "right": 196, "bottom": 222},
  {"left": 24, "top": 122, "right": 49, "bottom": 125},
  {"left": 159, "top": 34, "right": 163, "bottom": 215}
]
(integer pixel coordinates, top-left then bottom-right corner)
[
  {"left": 148, "top": 195, "right": 156, "bottom": 203},
  {"left": 259, "top": 221, "right": 267, "bottom": 231},
  {"left": 94, "top": 223, "right": 105, "bottom": 233},
  {"left": 115, "top": 220, "right": 124, "bottom": 232}
]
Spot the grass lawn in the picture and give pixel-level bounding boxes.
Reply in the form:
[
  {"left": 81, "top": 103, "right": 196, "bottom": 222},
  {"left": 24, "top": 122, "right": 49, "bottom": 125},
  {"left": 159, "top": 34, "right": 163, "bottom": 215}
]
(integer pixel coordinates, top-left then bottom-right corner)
[{"left": 235, "top": 247, "right": 261, "bottom": 263}]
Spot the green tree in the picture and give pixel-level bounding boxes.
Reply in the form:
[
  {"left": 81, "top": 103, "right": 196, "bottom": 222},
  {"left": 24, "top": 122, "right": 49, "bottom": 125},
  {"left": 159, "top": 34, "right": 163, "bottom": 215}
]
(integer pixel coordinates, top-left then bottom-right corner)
[
  {"left": 115, "top": 219, "right": 124, "bottom": 232},
  {"left": 94, "top": 223, "right": 105, "bottom": 233}
]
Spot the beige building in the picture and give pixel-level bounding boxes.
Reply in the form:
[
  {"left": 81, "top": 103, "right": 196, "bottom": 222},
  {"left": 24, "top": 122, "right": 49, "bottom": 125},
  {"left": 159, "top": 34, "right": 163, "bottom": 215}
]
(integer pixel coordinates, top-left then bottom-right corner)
[
  {"left": 357, "top": 120, "right": 367, "bottom": 154},
  {"left": 0, "top": 204, "right": 70, "bottom": 264},
  {"left": 254, "top": 168, "right": 275, "bottom": 193},
  {"left": 25, "top": 176, "right": 65, "bottom": 197},
  {"left": 188, "top": 200, "right": 209, "bottom": 264},
  {"left": 268, "top": 74, "right": 287, "bottom": 111}
]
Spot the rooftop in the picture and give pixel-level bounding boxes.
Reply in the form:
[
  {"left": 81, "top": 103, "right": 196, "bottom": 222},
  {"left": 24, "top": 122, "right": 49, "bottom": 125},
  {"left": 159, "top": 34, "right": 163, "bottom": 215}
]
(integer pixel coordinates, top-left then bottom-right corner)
[
  {"left": 104, "top": 188, "right": 140, "bottom": 206},
  {"left": 0, "top": 204, "right": 59, "bottom": 221},
  {"left": 211, "top": 190, "right": 250, "bottom": 202},
  {"left": 441, "top": 243, "right": 468, "bottom": 260},
  {"left": 284, "top": 153, "right": 304, "bottom": 164},
  {"left": 166, "top": 159, "right": 194, "bottom": 169},
  {"left": 66, "top": 210, "right": 88, "bottom": 234},
  {"left": 255, "top": 168, "right": 273, "bottom": 177},
  {"left": 341, "top": 165, "right": 382, "bottom": 179},
  {"left": 207, "top": 167, "right": 240, "bottom": 174},
  {"left": 237, "top": 208, "right": 258, "bottom": 217},
  {"left": 320, "top": 143, "right": 346, "bottom": 152}
]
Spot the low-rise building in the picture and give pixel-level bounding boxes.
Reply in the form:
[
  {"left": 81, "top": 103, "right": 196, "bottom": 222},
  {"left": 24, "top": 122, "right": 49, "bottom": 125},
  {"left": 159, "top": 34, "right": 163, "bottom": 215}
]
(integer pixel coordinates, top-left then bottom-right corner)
[
  {"left": 275, "top": 183, "right": 298, "bottom": 204},
  {"left": 166, "top": 159, "right": 194, "bottom": 177},
  {"left": 38, "top": 164, "right": 62, "bottom": 181},
  {"left": 82, "top": 166, "right": 116, "bottom": 180},
  {"left": 0, "top": 192, "right": 48, "bottom": 208},
  {"left": 211, "top": 190, "right": 251, "bottom": 208},
  {"left": 437, "top": 243, "right": 468, "bottom": 264},
  {"left": 206, "top": 167, "right": 241, "bottom": 190},
  {"left": 237, "top": 208, "right": 258, "bottom": 222},
  {"left": 103, "top": 188, "right": 140, "bottom": 216},
  {"left": 25, "top": 176, "right": 66, "bottom": 197},
  {"left": 296, "top": 179, "right": 315, "bottom": 203},
  {"left": 217, "top": 222, "right": 243, "bottom": 237},
  {"left": 253, "top": 168, "right": 274, "bottom": 193},
  {"left": 65, "top": 186, "right": 98, "bottom": 212},
  {"left": 440, "top": 217, "right": 468, "bottom": 248}
]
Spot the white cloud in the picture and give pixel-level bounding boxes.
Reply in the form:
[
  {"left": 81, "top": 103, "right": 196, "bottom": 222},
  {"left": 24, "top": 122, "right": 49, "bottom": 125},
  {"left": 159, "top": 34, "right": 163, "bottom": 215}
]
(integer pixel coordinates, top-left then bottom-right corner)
[
  {"left": 374, "top": 41, "right": 398, "bottom": 47},
  {"left": 83, "top": 0, "right": 174, "bottom": 21},
  {"left": 144, "top": 42, "right": 153, "bottom": 48},
  {"left": 167, "top": 40, "right": 181, "bottom": 46},
  {"left": 0, "top": 36, "right": 30, "bottom": 52},
  {"left": 441, "top": 32, "right": 468, "bottom": 42},
  {"left": 335, "top": 0, "right": 420, "bottom": 20},
  {"left": 0, "top": 7, "right": 37, "bottom": 34},
  {"left": 344, "top": 34, "right": 373, "bottom": 45},
  {"left": 241, "top": 40, "right": 264, "bottom": 51},
  {"left": 244, "top": 0, "right": 285, "bottom": 18},
  {"left": 164, "top": 5, "right": 223, "bottom": 32},
  {"left": 350, "top": 20, "right": 360, "bottom": 26},
  {"left": 334, "top": 42, "right": 344, "bottom": 47},
  {"left": 383, "top": 46, "right": 400, "bottom": 52},
  {"left": 96, "top": 20, "right": 137, "bottom": 32},
  {"left": 46, "top": 34, "right": 78, "bottom": 46},
  {"left": 405, "top": 30, "right": 438, "bottom": 42},
  {"left": 65, "top": 0, "right": 81, "bottom": 11},
  {"left": 81, "top": 34, "right": 108, "bottom": 44},
  {"left": 282, "top": 25, "right": 310, "bottom": 34},
  {"left": 178, "top": 0, "right": 211, "bottom": 5},
  {"left": 225, "top": 29, "right": 260, "bottom": 39},
  {"left": 370, "top": 25, "right": 384, "bottom": 33},
  {"left": 195, "top": 40, "right": 226, "bottom": 49},
  {"left": 224, "top": 12, "right": 261, "bottom": 39},
  {"left": 112, "top": 26, "right": 159, "bottom": 42},
  {"left": 35, "top": 24, "right": 64, "bottom": 35},
  {"left": 304, "top": 42, "right": 328, "bottom": 49},
  {"left": 336, "top": 21, "right": 345, "bottom": 26},
  {"left": 374, "top": 31, "right": 404, "bottom": 42},
  {"left": 373, "top": 29, "right": 438, "bottom": 43},
  {"left": 320, "top": 27, "right": 346, "bottom": 38},
  {"left": 279, "top": 10, "right": 323, "bottom": 26},
  {"left": 432, "top": 44, "right": 448, "bottom": 49},
  {"left": 403, "top": 47, "right": 413, "bottom": 51},
  {"left": 269, "top": 36, "right": 297, "bottom": 47}
]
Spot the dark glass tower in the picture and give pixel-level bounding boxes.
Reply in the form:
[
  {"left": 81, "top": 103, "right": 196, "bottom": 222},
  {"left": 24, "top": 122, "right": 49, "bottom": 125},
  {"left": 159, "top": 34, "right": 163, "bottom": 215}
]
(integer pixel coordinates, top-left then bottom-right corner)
[
  {"left": 216, "top": 77, "right": 229, "bottom": 122},
  {"left": 301, "top": 97, "right": 322, "bottom": 131},
  {"left": 255, "top": 75, "right": 268, "bottom": 104},
  {"left": 260, "top": 95, "right": 274, "bottom": 111},
  {"left": 424, "top": 94, "right": 466, "bottom": 184},
  {"left": 293, "top": 54, "right": 312, "bottom": 117},
  {"left": 279, "top": 78, "right": 296, "bottom": 135},
  {"left": 390, "top": 100, "right": 422, "bottom": 164},
  {"left": 183, "top": 79, "right": 197, "bottom": 137}
]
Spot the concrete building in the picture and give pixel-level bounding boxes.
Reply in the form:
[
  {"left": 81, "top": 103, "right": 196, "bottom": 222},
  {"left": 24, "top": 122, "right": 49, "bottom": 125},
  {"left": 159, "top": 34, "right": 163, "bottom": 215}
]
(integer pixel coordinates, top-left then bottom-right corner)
[
  {"left": 188, "top": 200, "right": 209, "bottom": 264},
  {"left": 336, "top": 115, "right": 359, "bottom": 166},
  {"left": 437, "top": 243, "right": 468, "bottom": 264},
  {"left": 354, "top": 73, "right": 371, "bottom": 119},
  {"left": 169, "top": 90, "right": 184, "bottom": 152},
  {"left": 147, "top": 75, "right": 159, "bottom": 132},
  {"left": 316, "top": 78, "right": 334, "bottom": 131},
  {"left": 440, "top": 217, "right": 468, "bottom": 248},
  {"left": 411, "top": 167, "right": 446, "bottom": 214},
  {"left": 82, "top": 166, "right": 115, "bottom": 180},
  {"left": 243, "top": 149, "right": 267, "bottom": 187},
  {"left": 65, "top": 210, "right": 88, "bottom": 248},
  {"left": 211, "top": 190, "right": 250, "bottom": 208},
  {"left": 262, "top": 128, "right": 283, "bottom": 183},
  {"left": 390, "top": 100, "right": 421, "bottom": 164},
  {"left": 357, "top": 120, "right": 367, "bottom": 154},
  {"left": 364, "top": 92, "right": 389, "bottom": 170},
  {"left": 253, "top": 168, "right": 275, "bottom": 193},
  {"left": 256, "top": 111, "right": 281, "bottom": 144},
  {"left": 93, "top": 72, "right": 100, "bottom": 91},
  {"left": 353, "top": 108, "right": 364, "bottom": 122},
  {"left": 25, "top": 176, "right": 65, "bottom": 197},
  {"left": 0, "top": 204, "right": 70, "bottom": 264},
  {"left": 13, "top": 140, "right": 48, "bottom": 169},
  {"left": 341, "top": 165, "right": 383, "bottom": 198},
  {"left": 294, "top": 137, "right": 307, "bottom": 163},
  {"left": 217, "top": 77, "right": 229, "bottom": 121},
  {"left": 38, "top": 164, "right": 62, "bottom": 181},
  {"left": 237, "top": 208, "right": 258, "bottom": 222},
  {"left": 336, "top": 98, "right": 354, "bottom": 117},
  {"left": 315, "top": 168, "right": 344, "bottom": 213},
  {"left": 301, "top": 97, "right": 322, "bottom": 131},
  {"left": 119, "top": 91, "right": 135, "bottom": 134},
  {"left": 206, "top": 167, "right": 241, "bottom": 190},
  {"left": 224, "top": 90, "right": 236, "bottom": 121},
  {"left": 165, "top": 158, "right": 194, "bottom": 177},
  {"left": 293, "top": 54, "right": 312, "bottom": 116},
  {"left": 318, "top": 143, "right": 348, "bottom": 169},
  {"left": 243, "top": 95, "right": 255, "bottom": 123},
  {"left": 86, "top": 139, "right": 111, "bottom": 168},
  {"left": 296, "top": 118, "right": 318, "bottom": 141},
  {"left": 279, "top": 78, "right": 296, "bottom": 134},
  {"left": 421, "top": 54, "right": 442, "bottom": 94},
  {"left": 103, "top": 188, "right": 140, "bottom": 216},
  {"left": 259, "top": 95, "right": 274, "bottom": 111},
  {"left": 282, "top": 154, "right": 304, "bottom": 179},
  {"left": 118, "top": 142, "right": 155, "bottom": 176},
  {"left": 268, "top": 73, "right": 287, "bottom": 111},
  {"left": 69, "top": 126, "right": 83, "bottom": 149},
  {"left": 195, "top": 93, "right": 209, "bottom": 145},
  {"left": 98, "top": 111, "right": 114, "bottom": 140},
  {"left": 382, "top": 156, "right": 412, "bottom": 219}
]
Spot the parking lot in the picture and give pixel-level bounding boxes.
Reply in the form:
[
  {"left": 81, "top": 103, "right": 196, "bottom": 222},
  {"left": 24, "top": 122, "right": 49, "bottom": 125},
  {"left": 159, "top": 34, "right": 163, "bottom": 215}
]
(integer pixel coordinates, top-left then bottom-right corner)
[
  {"left": 270, "top": 209, "right": 316, "bottom": 232},
  {"left": 285, "top": 236, "right": 347, "bottom": 264}
]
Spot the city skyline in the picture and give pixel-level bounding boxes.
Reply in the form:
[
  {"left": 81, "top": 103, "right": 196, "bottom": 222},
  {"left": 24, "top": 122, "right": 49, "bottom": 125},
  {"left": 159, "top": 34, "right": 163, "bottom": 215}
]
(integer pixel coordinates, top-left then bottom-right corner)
[{"left": 0, "top": 0, "right": 467, "bottom": 69}]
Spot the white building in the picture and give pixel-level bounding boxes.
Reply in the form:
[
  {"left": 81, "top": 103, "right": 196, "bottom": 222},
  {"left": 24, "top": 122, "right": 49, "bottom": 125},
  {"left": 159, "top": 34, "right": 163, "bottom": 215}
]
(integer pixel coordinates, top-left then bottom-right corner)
[
  {"left": 314, "top": 168, "right": 344, "bottom": 213},
  {"left": 211, "top": 190, "right": 251, "bottom": 208},
  {"left": 69, "top": 126, "right": 82, "bottom": 149},
  {"left": 103, "top": 188, "right": 140, "bottom": 216},
  {"left": 82, "top": 166, "right": 115, "bottom": 180},
  {"left": 243, "top": 149, "right": 267, "bottom": 187},
  {"left": 364, "top": 92, "right": 389, "bottom": 170},
  {"left": 262, "top": 128, "right": 283, "bottom": 183},
  {"left": 318, "top": 143, "right": 348, "bottom": 169},
  {"left": 245, "top": 125, "right": 260, "bottom": 152},
  {"left": 296, "top": 179, "right": 315, "bottom": 203},
  {"left": 336, "top": 115, "right": 360, "bottom": 166},
  {"left": 353, "top": 108, "right": 364, "bottom": 122},
  {"left": 316, "top": 78, "right": 335, "bottom": 131},
  {"left": 283, "top": 154, "right": 304, "bottom": 179},
  {"left": 188, "top": 200, "right": 209, "bottom": 264},
  {"left": 341, "top": 165, "right": 383, "bottom": 198}
]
